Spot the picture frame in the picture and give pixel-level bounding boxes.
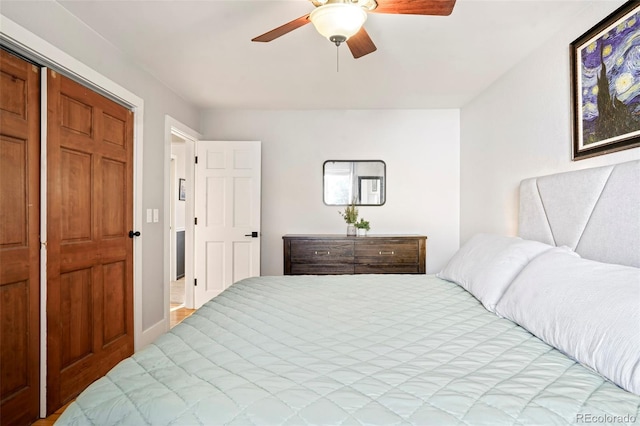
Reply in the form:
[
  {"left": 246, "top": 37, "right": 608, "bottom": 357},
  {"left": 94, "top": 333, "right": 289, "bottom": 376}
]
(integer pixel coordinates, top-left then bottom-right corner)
[
  {"left": 178, "top": 178, "right": 186, "bottom": 201},
  {"left": 570, "top": 1, "right": 640, "bottom": 160}
]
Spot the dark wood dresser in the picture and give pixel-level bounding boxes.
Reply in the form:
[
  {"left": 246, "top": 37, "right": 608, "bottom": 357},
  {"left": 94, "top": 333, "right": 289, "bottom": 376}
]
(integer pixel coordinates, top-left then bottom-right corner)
[{"left": 283, "top": 234, "right": 427, "bottom": 275}]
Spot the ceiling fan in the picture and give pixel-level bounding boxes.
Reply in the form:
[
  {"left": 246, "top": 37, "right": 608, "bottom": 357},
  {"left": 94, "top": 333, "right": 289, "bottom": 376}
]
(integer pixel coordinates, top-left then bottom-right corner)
[{"left": 252, "top": 0, "right": 457, "bottom": 59}]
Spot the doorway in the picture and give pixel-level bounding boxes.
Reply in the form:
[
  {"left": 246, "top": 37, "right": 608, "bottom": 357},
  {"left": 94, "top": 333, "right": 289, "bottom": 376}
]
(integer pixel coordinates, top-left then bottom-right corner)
[
  {"left": 164, "top": 117, "right": 199, "bottom": 324},
  {"left": 170, "top": 136, "right": 186, "bottom": 310}
]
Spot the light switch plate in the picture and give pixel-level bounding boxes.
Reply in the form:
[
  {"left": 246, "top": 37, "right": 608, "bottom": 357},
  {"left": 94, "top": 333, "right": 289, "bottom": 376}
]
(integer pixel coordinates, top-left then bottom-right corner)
[
  {"left": 146, "top": 209, "right": 152, "bottom": 223},
  {"left": 153, "top": 209, "right": 159, "bottom": 223}
]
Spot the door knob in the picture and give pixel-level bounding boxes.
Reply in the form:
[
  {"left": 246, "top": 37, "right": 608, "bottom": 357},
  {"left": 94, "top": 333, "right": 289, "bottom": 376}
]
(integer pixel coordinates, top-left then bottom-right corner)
[
  {"left": 128, "top": 230, "right": 141, "bottom": 238},
  {"left": 244, "top": 231, "right": 259, "bottom": 238}
]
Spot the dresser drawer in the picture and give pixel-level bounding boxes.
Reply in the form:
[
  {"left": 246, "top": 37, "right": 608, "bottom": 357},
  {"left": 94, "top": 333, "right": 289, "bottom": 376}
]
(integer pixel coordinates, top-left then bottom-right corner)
[
  {"left": 291, "top": 264, "right": 355, "bottom": 275},
  {"left": 355, "top": 240, "right": 419, "bottom": 265},
  {"left": 290, "top": 240, "right": 354, "bottom": 264},
  {"left": 355, "top": 264, "right": 421, "bottom": 274}
]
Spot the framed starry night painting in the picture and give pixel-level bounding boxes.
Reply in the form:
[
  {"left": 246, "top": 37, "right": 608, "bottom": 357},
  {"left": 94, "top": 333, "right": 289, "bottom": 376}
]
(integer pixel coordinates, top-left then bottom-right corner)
[{"left": 571, "top": 1, "right": 640, "bottom": 160}]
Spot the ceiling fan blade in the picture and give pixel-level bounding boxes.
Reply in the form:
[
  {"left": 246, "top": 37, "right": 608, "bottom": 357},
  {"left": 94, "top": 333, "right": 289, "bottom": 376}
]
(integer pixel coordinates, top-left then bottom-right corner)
[
  {"left": 347, "top": 27, "right": 377, "bottom": 59},
  {"left": 252, "top": 14, "right": 311, "bottom": 42},
  {"left": 371, "top": 0, "right": 456, "bottom": 16}
]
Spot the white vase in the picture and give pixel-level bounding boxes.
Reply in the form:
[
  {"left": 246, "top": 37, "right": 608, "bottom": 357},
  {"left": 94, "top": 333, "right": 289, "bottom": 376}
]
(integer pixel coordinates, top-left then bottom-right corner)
[
  {"left": 347, "top": 224, "right": 356, "bottom": 236},
  {"left": 356, "top": 228, "right": 367, "bottom": 237}
]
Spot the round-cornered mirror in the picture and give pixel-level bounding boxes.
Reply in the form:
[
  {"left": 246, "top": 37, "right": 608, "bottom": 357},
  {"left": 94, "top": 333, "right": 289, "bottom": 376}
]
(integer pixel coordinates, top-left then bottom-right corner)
[{"left": 323, "top": 160, "right": 386, "bottom": 206}]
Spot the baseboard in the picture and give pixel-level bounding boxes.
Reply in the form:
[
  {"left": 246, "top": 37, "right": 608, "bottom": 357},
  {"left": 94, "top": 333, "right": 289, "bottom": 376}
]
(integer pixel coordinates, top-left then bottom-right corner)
[{"left": 138, "top": 317, "right": 169, "bottom": 350}]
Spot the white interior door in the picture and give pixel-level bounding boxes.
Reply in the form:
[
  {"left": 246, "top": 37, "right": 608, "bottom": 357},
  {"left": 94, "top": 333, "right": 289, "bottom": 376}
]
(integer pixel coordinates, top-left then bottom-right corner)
[{"left": 194, "top": 141, "right": 261, "bottom": 308}]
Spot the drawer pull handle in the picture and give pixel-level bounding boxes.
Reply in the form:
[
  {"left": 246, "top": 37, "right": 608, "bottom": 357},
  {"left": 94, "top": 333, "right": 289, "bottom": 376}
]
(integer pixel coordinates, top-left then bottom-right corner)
[
  {"left": 379, "top": 251, "right": 395, "bottom": 255},
  {"left": 314, "top": 251, "right": 331, "bottom": 255}
]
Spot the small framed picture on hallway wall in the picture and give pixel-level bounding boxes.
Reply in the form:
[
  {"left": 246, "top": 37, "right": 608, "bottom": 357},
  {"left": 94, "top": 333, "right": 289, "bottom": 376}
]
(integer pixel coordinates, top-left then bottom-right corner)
[{"left": 179, "top": 178, "right": 186, "bottom": 201}]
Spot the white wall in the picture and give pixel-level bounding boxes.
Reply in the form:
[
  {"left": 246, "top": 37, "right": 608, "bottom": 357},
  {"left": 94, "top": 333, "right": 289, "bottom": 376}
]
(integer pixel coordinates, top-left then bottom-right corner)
[
  {"left": 460, "top": 0, "right": 640, "bottom": 244},
  {"left": 200, "top": 109, "right": 460, "bottom": 275},
  {"left": 1, "top": 2, "right": 200, "bottom": 333}
]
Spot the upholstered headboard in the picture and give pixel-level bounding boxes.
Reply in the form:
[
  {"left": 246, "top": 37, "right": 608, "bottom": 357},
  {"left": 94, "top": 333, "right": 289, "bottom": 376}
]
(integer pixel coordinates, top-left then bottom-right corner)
[{"left": 519, "top": 160, "right": 640, "bottom": 268}]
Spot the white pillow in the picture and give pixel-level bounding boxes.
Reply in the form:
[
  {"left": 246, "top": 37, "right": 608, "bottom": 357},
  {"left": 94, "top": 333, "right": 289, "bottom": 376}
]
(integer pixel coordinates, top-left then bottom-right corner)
[
  {"left": 495, "top": 250, "right": 640, "bottom": 395},
  {"left": 437, "top": 234, "right": 561, "bottom": 311}
]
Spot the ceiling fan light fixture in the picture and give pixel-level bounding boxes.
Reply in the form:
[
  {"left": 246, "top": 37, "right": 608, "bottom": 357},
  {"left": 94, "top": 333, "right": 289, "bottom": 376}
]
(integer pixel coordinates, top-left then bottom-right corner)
[{"left": 309, "top": 3, "right": 367, "bottom": 45}]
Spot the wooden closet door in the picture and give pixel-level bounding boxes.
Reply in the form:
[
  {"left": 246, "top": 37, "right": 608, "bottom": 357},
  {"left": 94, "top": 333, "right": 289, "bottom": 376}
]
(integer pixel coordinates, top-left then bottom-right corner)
[
  {"left": 0, "top": 49, "right": 41, "bottom": 425},
  {"left": 46, "top": 70, "right": 134, "bottom": 414}
]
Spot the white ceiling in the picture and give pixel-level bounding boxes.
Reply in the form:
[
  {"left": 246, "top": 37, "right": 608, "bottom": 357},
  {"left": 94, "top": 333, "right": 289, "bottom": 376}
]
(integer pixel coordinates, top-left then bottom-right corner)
[{"left": 48, "top": 0, "right": 611, "bottom": 109}]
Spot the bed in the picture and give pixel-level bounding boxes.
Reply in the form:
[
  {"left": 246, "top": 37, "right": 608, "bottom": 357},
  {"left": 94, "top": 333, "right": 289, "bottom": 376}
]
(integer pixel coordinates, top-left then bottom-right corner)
[{"left": 57, "top": 161, "right": 640, "bottom": 425}]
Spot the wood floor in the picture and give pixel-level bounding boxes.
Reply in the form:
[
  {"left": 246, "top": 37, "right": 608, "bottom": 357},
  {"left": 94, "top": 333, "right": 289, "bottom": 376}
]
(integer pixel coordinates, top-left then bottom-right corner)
[
  {"left": 30, "top": 401, "right": 72, "bottom": 426},
  {"left": 31, "top": 306, "right": 196, "bottom": 425},
  {"left": 171, "top": 304, "right": 196, "bottom": 326}
]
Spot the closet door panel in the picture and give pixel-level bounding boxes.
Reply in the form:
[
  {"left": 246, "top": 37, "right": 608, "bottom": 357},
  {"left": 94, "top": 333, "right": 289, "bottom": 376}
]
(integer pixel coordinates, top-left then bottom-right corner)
[
  {"left": 47, "top": 70, "right": 134, "bottom": 414},
  {"left": 60, "top": 148, "right": 93, "bottom": 241},
  {"left": 0, "top": 135, "right": 27, "bottom": 246},
  {"left": 0, "top": 281, "right": 29, "bottom": 399},
  {"left": 59, "top": 268, "right": 94, "bottom": 368},
  {"left": 0, "top": 49, "right": 41, "bottom": 426},
  {"left": 102, "top": 158, "right": 125, "bottom": 238},
  {"left": 102, "top": 260, "right": 126, "bottom": 344}
]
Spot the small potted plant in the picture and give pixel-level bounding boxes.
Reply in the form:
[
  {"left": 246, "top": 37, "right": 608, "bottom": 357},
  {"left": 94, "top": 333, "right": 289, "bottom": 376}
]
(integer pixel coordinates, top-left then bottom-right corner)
[
  {"left": 339, "top": 200, "right": 358, "bottom": 236},
  {"left": 355, "top": 218, "right": 370, "bottom": 237}
]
